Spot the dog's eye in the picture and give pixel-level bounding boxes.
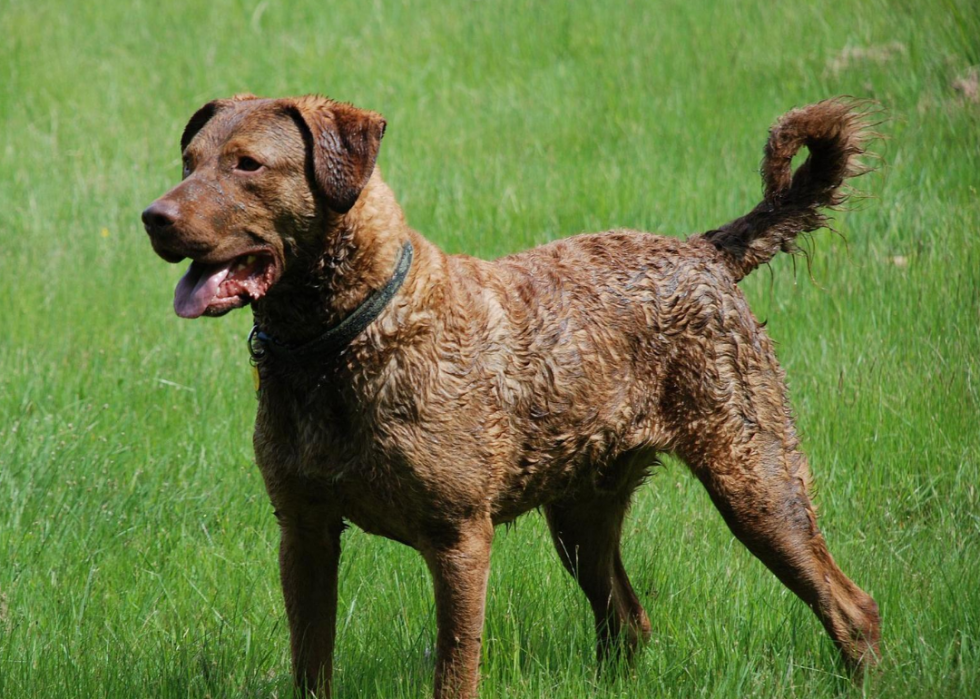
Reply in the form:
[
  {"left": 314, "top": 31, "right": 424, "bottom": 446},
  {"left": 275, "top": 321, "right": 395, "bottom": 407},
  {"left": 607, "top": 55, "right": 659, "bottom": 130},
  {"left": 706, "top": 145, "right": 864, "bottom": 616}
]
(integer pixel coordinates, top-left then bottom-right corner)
[
  {"left": 236, "top": 156, "right": 264, "bottom": 172},
  {"left": 181, "top": 158, "right": 192, "bottom": 177}
]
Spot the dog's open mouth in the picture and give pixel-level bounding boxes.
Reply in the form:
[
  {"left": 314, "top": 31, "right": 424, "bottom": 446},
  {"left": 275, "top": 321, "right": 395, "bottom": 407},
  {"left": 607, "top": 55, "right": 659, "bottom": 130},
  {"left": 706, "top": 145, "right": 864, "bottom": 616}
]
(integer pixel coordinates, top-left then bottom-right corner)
[{"left": 174, "top": 251, "right": 278, "bottom": 318}]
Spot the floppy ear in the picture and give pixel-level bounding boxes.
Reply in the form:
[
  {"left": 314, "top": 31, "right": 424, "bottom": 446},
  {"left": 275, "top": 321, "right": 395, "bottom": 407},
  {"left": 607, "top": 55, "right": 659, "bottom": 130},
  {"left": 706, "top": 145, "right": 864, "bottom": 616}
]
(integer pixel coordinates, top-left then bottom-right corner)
[
  {"left": 287, "top": 96, "right": 387, "bottom": 213},
  {"left": 180, "top": 101, "right": 222, "bottom": 152},
  {"left": 180, "top": 94, "right": 258, "bottom": 152}
]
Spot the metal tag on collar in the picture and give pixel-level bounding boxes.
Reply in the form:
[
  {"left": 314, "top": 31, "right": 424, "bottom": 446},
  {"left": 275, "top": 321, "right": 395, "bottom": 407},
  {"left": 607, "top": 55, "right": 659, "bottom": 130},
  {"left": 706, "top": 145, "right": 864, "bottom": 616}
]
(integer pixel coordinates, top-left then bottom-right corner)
[{"left": 247, "top": 324, "right": 266, "bottom": 364}]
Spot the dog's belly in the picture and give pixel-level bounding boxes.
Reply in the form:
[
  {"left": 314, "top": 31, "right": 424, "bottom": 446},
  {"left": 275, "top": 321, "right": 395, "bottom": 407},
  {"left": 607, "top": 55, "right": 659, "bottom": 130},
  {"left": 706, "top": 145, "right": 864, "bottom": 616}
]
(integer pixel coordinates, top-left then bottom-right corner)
[{"left": 340, "top": 493, "right": 419, "bottom": 546}]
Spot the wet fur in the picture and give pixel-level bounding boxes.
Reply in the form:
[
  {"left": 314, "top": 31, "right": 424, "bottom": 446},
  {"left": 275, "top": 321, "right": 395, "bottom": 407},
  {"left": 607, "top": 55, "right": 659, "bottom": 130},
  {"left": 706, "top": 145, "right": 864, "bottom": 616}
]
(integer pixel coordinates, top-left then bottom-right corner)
[{"left": 144, "top": 96, "right": 881, "bottom": 698}]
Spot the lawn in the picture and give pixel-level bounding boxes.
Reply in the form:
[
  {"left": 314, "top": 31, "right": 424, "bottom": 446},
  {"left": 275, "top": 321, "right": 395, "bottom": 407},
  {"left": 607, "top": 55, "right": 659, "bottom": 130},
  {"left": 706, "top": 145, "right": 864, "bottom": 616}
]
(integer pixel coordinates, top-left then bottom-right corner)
[{"left": 1, "top": 0, "right": 978, "bottom": 696}]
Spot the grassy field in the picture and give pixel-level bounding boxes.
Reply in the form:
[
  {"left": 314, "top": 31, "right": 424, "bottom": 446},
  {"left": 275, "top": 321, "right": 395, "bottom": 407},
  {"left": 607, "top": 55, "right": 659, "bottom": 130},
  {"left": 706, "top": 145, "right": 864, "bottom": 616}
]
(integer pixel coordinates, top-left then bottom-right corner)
[{"left": 1, "top": 0, "right": 978, "bottom": 696}]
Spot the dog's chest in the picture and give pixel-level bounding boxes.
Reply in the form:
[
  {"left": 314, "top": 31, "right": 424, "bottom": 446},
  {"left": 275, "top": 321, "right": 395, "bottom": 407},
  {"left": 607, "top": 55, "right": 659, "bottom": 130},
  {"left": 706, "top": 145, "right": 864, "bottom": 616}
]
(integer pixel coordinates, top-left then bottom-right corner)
[
  {"left": 253, "top": 375, "right": 479, "bottom": 544},
  {"left": 254, "top": 378, "right": 395, "bottom": 477}
]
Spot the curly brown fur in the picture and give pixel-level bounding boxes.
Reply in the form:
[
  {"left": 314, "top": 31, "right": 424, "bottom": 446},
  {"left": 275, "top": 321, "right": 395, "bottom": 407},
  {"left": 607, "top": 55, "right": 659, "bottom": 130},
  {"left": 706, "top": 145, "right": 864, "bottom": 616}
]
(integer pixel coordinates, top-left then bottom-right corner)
[
  {"left": 702, "top": 98, "right": 876, "bottom": 281},
  {"left": 143, "top": 96, "right": 881, "bottom": 698}
]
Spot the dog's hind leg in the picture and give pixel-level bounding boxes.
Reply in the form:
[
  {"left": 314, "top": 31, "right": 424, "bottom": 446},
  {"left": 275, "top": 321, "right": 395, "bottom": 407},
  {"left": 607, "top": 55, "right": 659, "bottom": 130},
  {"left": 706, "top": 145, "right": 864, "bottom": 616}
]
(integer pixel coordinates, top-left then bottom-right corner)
[
  {"left": 669, "top": 376, "right": 881, "bottom": 670},
  {"left": 545, "top": 460, "right": 652, "bottom": 663}
]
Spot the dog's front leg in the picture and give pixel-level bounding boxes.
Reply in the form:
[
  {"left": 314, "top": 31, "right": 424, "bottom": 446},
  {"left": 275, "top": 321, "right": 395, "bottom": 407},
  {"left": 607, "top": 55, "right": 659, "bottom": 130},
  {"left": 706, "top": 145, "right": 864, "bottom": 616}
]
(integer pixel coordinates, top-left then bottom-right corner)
[
  {"left": 276, "top": 501, "right": 344, "bottom": 697},
  {"left": 422, "top": 516, "right": 494, "bottom": 699}
]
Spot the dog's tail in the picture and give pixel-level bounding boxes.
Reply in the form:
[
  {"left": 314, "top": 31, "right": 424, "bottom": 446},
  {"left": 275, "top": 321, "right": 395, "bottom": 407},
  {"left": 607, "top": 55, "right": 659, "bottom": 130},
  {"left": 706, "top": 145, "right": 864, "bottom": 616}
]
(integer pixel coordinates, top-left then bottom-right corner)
[{"left": 701, "top": 98, "right": 876, "bottom": 282}]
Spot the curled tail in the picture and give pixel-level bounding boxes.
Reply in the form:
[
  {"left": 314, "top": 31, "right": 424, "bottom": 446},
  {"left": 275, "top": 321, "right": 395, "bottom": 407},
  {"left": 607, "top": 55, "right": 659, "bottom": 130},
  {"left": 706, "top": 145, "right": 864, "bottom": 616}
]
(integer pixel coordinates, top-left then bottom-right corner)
[{"left": 702, "top": 98, "right": 876, "bottom": 282}]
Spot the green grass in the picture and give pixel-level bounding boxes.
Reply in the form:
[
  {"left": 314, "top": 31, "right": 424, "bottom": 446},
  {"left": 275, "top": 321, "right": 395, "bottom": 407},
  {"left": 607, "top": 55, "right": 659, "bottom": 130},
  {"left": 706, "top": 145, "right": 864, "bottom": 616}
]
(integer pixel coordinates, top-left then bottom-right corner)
[{"left": 1, "top": 0, "right": 978, "bottom": 696}]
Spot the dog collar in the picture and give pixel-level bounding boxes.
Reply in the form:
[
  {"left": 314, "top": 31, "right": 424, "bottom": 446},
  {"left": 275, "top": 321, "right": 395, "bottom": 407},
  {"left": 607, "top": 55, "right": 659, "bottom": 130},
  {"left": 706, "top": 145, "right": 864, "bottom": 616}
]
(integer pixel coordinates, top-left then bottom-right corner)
[{"left": 248, "top": 240, "right": 414, "bottom": 365}]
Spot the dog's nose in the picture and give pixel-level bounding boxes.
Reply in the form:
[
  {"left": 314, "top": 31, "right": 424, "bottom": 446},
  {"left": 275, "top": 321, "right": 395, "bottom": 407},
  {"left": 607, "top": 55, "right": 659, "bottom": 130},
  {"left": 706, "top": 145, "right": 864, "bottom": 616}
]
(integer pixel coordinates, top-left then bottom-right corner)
[{"left": 142, "top": 199, "right": 180, "bottom": 233}]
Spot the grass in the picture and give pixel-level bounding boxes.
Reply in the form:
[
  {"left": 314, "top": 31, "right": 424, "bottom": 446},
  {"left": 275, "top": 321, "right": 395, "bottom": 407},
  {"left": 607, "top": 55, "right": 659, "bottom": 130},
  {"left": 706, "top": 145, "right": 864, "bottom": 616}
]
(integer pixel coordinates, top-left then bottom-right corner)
[{"left": 1, "top": 0, "right": 978, "bottom": 696}]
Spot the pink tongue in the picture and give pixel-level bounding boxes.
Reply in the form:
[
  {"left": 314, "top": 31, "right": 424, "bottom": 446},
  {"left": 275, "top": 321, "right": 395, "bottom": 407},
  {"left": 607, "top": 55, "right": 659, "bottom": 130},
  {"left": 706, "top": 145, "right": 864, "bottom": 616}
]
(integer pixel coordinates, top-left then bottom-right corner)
[{"left": 174, "top": 261, "right": 233, "bottom": 318}]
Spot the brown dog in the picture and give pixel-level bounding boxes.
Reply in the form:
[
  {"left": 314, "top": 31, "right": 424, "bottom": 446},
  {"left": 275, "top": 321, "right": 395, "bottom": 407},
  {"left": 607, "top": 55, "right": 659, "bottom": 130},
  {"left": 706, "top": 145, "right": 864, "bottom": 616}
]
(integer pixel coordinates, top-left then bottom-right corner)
[{"left": 143, "top": 95, "right": 881, "bottom": 698}]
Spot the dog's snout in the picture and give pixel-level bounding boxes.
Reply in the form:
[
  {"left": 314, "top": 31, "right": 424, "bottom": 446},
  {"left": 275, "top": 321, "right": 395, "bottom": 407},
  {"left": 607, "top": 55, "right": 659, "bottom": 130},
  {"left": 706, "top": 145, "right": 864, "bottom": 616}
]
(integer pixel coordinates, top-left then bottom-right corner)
[{"left": 142, "top": 199, "right": 180, "bottom": 233}]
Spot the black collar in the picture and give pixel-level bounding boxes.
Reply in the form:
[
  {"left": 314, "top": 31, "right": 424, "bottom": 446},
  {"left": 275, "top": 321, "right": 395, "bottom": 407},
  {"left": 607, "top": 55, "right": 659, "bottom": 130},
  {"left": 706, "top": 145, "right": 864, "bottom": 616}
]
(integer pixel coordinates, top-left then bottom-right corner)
[{"left": 248, "top": 240, "right": 414, "bottom": 365}]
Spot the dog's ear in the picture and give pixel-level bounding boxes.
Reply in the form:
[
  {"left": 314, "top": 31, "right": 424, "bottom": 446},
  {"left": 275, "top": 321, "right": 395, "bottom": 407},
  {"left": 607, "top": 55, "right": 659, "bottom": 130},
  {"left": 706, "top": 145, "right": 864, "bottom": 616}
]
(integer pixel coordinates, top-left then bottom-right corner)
[
  {"left": 286, "top": 96, "right": 387, "bottom": 213},
  {"left": 180, "top": 94, "right": 258, "bottom": 153},
  {"left": 181, "top": 101, "right": 223, "bottom": 152}
]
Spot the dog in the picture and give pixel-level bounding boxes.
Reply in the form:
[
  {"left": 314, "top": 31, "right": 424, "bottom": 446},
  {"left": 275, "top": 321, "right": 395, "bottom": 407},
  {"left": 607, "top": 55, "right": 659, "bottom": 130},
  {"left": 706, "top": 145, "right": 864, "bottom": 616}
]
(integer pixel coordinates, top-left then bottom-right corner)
[{"left": 143, "top": 94, "right": 881, "bottom": 698}]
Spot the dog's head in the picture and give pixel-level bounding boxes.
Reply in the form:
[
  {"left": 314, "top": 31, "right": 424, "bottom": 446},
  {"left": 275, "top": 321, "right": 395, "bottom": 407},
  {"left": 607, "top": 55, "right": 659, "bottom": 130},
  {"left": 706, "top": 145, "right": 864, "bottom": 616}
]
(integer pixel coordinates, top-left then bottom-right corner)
[{"left": 142, "top": 94, "right": 386, "bottom": 318}]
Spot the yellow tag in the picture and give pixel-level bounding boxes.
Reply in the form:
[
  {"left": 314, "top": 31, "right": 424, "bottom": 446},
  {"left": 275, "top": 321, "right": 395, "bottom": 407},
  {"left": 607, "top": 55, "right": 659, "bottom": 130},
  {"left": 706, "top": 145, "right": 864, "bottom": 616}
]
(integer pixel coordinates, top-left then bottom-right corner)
[{"left": 252, "top": 365, "right": 261, "bottom": 393}]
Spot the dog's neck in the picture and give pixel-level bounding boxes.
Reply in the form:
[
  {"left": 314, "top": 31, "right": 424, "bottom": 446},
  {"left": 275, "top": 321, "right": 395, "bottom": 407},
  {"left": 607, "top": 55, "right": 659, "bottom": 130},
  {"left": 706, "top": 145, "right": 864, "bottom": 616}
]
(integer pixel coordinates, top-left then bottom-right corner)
[{"left": 251, "top": 170, "right": 412, "bottom": 347}]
